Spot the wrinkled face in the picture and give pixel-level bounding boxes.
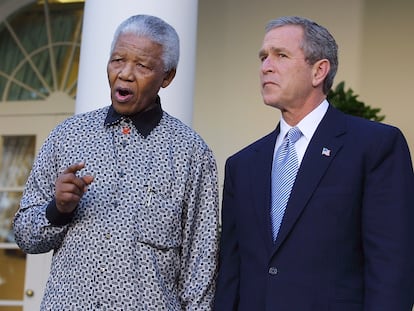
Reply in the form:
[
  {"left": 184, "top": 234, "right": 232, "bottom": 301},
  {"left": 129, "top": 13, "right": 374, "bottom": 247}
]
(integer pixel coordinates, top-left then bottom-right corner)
[
  {"left": 107, "top": 33, "right": 175, "bottom": 115},
  {"left": 259, "top": 25, "right": 314, "bottom": 111}
]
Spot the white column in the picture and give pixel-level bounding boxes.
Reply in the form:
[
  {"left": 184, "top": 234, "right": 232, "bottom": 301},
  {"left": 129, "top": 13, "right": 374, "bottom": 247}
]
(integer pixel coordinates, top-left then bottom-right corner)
[{"left": 75, "top": 0, "right": 198, "bottom": 126}]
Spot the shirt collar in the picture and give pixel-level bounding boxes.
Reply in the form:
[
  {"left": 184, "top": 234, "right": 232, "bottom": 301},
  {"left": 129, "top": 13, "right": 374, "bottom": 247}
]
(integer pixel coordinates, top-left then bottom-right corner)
[
  {"left": 279, "top": 99, "right": 329, "bottom": 142},
  {"left": 296, "top": 99, "right": 329, "bottom": 141},
  {"left": 104, "top": 96, "right": 163, "bottom": 138}
]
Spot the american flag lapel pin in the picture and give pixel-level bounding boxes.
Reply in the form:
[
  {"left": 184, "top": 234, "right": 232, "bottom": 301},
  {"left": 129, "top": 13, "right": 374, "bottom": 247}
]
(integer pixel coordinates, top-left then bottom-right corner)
[{"left": 321, "top": 147, "right": 331, "bottom": 157}]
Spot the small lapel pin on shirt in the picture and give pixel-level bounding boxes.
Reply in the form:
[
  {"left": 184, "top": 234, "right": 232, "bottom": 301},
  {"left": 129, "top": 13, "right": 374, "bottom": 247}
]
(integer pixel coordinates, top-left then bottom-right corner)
[{"left": 321, "top": 147, "right": 331, "bottom": 157}]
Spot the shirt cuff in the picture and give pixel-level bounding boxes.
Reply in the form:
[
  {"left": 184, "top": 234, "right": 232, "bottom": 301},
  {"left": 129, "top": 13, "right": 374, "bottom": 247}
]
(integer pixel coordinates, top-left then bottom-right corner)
[{"left": 46, "top": 199, "right": 76, "bottom": 226}]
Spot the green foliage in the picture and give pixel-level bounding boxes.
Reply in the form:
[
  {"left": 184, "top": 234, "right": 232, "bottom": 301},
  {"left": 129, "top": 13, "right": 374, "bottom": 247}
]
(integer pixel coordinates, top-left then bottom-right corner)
[{"left": 327, "top": 81, "right": 385, "bottom": 122}]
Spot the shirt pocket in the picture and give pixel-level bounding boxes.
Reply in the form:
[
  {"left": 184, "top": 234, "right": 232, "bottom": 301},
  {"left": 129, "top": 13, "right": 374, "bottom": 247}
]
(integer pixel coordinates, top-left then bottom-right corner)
[{"left": 135, "top": 183, "right": 182, "bottom": 250}]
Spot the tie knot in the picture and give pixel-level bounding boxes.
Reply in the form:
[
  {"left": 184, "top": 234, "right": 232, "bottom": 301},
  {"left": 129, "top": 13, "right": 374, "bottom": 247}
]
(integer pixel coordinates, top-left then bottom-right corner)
[{"left": 286, "top": 127, "right": 302, "bottom": 144}]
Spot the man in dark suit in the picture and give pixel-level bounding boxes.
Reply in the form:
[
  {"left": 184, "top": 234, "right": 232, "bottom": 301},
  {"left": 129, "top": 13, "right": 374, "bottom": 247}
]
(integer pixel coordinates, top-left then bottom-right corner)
[{"left": 214, "top": 16, "right": 414, "bottom": 311}]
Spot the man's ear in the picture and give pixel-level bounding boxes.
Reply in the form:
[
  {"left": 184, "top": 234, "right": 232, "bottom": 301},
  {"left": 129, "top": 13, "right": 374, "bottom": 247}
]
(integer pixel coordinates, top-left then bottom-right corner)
[
  {"left": 311, "top": 59, "right": 330, "bottom": 88},
  {"left": 161, "top": 69, "right": 176, "bottom": 88}
]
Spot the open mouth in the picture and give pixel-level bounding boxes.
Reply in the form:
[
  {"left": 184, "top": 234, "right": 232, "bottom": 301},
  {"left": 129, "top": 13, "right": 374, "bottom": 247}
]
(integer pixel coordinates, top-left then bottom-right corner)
[{"left": 115, "top": 87, "right": 133, "bottom": 102}]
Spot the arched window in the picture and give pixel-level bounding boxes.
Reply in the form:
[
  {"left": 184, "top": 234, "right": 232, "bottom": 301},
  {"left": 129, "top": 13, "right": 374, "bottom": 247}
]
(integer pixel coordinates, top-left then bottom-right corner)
[{"left": 0, "top": 0, "right": 84, "bottom": 101}]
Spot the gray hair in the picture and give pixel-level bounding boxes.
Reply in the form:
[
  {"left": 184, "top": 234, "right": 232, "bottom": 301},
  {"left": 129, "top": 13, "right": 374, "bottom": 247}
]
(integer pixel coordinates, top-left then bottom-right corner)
[
  {"left": 110, "top": 14, "right": 180, "bottom": 72},
  {"left": 265, "top": 16, "right": 338, "bottom": 94}
]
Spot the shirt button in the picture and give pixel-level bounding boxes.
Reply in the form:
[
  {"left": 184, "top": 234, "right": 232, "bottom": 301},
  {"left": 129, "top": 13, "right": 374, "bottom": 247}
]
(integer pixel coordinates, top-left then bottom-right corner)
[{"left": 268, "top": 267, "right": 278, "bottom": 275}]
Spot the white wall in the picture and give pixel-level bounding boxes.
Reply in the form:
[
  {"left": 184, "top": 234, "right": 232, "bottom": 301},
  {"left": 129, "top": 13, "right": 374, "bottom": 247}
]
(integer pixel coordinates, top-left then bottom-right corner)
[{"left": 360, "top": 0, "right": 414, "bottom": 153}]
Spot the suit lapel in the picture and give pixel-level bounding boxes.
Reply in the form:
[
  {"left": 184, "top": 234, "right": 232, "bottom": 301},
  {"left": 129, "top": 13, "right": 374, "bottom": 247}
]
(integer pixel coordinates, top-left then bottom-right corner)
[
  {"left": 271, "top": 106, "right": 347, "bottom": 254},
  {"left": 249, "top": 128, "right": 279, "bottom": 249}
]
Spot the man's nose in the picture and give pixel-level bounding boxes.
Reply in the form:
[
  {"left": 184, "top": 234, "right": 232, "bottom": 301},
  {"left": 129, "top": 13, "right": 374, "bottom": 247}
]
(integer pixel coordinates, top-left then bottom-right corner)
[
  {"left": 119, "top": 63, "right": 134, "bottom": 80},
  {"left": 261, "top": 57, "right": 275, "bottom": 73}
]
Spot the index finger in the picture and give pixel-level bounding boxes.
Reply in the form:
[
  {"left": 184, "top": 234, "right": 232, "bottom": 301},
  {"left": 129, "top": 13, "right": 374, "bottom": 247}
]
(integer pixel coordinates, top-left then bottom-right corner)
[{"left": 63, "top": 162, "right": 85, "bottom": 174}]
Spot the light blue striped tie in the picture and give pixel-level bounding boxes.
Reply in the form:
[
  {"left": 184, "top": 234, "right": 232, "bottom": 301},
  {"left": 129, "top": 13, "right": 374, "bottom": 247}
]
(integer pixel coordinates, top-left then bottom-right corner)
[{"left": 271, "top": 127, "right": 302, "bottom": 241}]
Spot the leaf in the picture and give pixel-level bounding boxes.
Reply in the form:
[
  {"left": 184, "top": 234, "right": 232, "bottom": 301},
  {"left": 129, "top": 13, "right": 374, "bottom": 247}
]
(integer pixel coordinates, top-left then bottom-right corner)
[{"left": 327, "top": 81, "right": 385, "bottom": 122}]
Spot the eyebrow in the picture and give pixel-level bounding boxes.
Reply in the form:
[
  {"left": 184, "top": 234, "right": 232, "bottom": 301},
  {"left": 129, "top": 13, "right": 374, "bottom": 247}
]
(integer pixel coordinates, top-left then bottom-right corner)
[{"left": 258, "top": 47, "right": 287, "bottom": 58}]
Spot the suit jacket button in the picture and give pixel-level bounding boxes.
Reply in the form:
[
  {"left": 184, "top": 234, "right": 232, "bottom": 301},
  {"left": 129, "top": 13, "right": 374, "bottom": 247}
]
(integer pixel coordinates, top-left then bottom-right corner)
[{"left": 268, "top": 267, "right": 278, "bottom": 275}]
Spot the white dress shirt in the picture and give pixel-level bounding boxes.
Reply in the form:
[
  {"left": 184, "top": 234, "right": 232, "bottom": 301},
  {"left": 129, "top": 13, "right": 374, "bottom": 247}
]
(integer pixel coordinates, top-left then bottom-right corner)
[{"left": 274, "top": 99, "right": 329, "bottom": 165}]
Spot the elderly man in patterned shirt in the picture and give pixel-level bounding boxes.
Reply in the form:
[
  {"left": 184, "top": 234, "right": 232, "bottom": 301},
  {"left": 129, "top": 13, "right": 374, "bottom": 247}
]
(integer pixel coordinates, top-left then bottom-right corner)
[{"left": 13, "top": 14, "right": 219, "bottom": 310}]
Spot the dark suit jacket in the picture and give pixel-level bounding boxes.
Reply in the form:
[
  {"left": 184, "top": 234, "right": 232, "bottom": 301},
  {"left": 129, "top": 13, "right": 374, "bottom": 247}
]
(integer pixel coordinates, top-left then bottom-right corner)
[{"left": 214, "top": 105, "right": 414, "bottom": 311}]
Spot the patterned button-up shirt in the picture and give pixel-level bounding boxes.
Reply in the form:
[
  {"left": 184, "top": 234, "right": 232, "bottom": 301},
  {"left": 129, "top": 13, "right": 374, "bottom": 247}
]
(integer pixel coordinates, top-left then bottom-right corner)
[{"left": 13, "top": 100, "right": 220, "bottom": 310}]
